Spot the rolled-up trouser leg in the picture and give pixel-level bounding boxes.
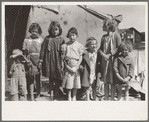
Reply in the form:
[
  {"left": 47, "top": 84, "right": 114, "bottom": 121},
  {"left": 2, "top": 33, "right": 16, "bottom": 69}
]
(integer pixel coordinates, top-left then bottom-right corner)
[
  {"left": 20, "top": 94, "right": 27, "bottom": 101},
  {"left": 11, "top": 94, "right": 19, "bottom": 101}
]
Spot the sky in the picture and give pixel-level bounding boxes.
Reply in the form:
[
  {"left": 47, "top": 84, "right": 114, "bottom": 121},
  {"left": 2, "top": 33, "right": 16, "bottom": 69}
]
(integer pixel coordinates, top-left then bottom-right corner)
[{"left": 89, "top": 5, "right": 146, "bottom": 32}]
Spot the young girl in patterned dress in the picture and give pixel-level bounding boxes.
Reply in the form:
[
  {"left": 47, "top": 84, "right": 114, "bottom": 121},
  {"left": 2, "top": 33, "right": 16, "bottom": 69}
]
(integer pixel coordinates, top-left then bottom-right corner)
[
  {"left": 22, "top": 23, "right": 44, "bottom": 101},
  {"left": 39, "top": 21, "right": 65, "bottom": 100},
  {"left": 61, "top": 27, "right": 84, "bottom": 101}
]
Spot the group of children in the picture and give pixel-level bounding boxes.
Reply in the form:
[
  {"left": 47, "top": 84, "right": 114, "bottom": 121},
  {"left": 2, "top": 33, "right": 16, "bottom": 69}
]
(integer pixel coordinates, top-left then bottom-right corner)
[{"left": 8, "top": 16, "right": 134, "bottom": 101}]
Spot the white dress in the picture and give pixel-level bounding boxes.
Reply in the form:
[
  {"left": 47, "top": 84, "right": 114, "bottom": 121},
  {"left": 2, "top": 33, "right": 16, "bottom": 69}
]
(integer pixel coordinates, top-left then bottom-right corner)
[{"left": 61, "top": 41, "right": 84, "bottom": 89}]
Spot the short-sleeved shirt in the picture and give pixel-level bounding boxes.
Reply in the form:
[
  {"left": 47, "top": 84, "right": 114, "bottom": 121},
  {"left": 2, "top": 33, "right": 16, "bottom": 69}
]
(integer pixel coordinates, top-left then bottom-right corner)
[
  {"left": 61, "top": 41, "right": 84, "bottom": 60},
  {"left": 61, "top": 41, "right": 84, "bottom": 89},
  {"left": 22, "top": 37, "right": 43, "bottom": 54},
  {"left": 22, "top": 37, "right": 44, "bottom": 75}
]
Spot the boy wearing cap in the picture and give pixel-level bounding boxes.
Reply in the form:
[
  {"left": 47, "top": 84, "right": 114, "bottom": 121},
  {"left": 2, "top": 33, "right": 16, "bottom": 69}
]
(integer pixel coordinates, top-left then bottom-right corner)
[{"left": 8, "top": 49, "right": 29, "bottom": 101}]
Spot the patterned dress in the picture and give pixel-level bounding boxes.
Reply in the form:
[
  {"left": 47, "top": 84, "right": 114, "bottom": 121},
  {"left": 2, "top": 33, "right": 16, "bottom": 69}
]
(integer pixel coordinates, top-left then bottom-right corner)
[{"left": 61, "top": 41, "right": 84, "bottom": 89}]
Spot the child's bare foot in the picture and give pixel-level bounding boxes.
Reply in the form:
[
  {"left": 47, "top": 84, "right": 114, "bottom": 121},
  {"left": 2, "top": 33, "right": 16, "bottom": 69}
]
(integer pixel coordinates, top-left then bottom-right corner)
[
  {"left": 59, "top": 87, "right": 66, "bottom": 95},
  {"left": 72, "top": 97, "right": 76, "bottom": 101},
  {"left": 68, "top": 97, "right": 71, "bottom": 101}
]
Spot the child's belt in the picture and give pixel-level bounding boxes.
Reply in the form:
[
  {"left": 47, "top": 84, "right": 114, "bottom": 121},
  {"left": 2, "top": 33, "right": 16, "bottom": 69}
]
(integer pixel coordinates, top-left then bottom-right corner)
[{"left": 64, "top": 57, "right": 79, "bottom": 61}]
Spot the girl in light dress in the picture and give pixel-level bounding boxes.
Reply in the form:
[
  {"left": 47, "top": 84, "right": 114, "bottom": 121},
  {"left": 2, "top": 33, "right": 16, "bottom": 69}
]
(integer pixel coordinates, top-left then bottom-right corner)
[{"left": 61, "top": 27, "right": 84, "bottom": 101}]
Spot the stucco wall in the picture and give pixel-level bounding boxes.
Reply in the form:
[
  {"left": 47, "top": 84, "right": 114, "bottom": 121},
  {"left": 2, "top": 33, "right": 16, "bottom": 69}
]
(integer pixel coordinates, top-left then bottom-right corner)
[{"left": 26, "top": 5, "right": 106, "bottom": 48}]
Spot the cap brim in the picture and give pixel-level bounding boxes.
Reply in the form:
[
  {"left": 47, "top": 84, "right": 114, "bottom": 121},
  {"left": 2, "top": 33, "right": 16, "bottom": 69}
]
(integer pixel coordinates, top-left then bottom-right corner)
[{"left": 10, "top": 54, "right": 23, "bottom": 58}]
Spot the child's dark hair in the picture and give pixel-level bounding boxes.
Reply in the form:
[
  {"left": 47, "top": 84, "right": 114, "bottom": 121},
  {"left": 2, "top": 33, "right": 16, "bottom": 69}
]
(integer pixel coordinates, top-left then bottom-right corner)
[
  {"left": 48, "top": 21, "right": 62, "bottom": 37},
  {"left": 118, "top": 42, "right": 129, "bottom": 53},
  {"left": 103, "top": 18, "right": 118, "bottom": 32},
  {"left": 29, "top": 23, "right": 42, "bottom": 35},
  {"left": 85, "top": 37, "right": 97, "bottom": 48},
  {"left": 66, "top": 27, "right": 78, "bottom": 38}
]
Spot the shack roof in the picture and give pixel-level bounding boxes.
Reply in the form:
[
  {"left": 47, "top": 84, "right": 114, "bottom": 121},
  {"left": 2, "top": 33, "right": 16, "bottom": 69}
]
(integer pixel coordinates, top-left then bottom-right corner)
[{"left": 118, "top": 27, "right": 141, "bottom": 34}]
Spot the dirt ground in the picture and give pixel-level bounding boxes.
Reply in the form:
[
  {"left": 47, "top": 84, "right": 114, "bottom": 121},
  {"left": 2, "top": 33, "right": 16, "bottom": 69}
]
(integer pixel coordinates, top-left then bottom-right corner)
[{"left": 5, "top": 78, "right": 144, "bottom": 101}]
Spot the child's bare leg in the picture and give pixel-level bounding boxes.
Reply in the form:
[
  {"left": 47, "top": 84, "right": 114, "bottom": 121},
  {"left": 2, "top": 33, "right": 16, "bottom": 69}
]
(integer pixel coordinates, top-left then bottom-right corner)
[
  {"left": 30, "top": 84, "right": 34, "bottom": 101},
  {"left": 49, "top": 78, "right": 54, "bottom": 100},
  {"left": 72, "top": 88, "right": 77, "bottom": 101},
  {"left": 29, "top": 75, "right": 34, "bottom": 101},
  {"left": 86, "top": 88, "right": 90, "bottom": 101},
  {"left": 124, "top": 87, "right": 129, "bottom": 101},
  {"left": 67, "top": 89, "right": 71, "bottom": 101},
  {"left": 111, "top": 83, "right": 116, "bottom": 100},
  {"left": 11, "top": 94, "right": 19, "bottom": 101},
  {"left": 104, "top": 83, "right": 109, "bottom": 101},
  {"left": 60, "top": 79, "right": 66, "bottom": 95},
  {"left": 117, "top": 85, "right": 123, "bottom": 101}
]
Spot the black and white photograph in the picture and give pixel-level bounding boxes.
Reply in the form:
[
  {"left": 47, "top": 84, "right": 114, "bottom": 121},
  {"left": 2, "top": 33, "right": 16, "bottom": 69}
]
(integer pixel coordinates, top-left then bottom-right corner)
[{"left": 2, "top": 2, "right": 148, "bottom": 121}]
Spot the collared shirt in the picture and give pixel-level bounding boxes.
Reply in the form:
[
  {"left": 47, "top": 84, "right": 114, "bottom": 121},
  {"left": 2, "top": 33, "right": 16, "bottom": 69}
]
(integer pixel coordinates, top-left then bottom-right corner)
[
  {"left": 103, "top": 32, "right": 115, "bottom": 54},
  {"left": 22, "top": 37, "right": 43, "bottom": 54},
  {"left": 89, "top": 51, "right": 97, "bottom": 84}
]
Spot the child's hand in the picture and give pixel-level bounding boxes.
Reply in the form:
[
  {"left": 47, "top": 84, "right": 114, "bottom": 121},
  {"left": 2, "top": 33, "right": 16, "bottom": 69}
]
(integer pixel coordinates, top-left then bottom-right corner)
[
  {"left": 89, "top": 79, "right": 94, "bottom": 85},
  {"left": 79, "top": 65, "right": 84, "bottom": 72},
  {"left": 61, "top": 61, "right": 64, "bottom": 70},
  {"left": 71, "top": 67, "right": 77, "bottom": 73},
  {"left": 124, "top": 76, "right": 130, "bottom": 82},
  {"left": 96, "top": 86, "right": 99, "bottom": 91},
  {"left": 123, "top": 79, "right": 127, "bottom": 84},
  {"left": 104, "top": 54, "right": 111, "bottom": 61},
  {"left": 9, "top": 72, "right": 12, "bottom": 77},
  {"left": 96, "top": 77, "right": 101, "bottom": 85},
  {"left": 65, "top": 64, "right": 76, "bottom": 73},
  {"left": 89, "top": 85, "right": 92, "bottom": 91},
  {"left": 27, "top": 62, "right": 32, "bottom": 68},
  {"left": 38, "top": 62, "right": 42, "bottom": 69},
  {"left": 89, "top": 81, "right": 92, "bottom": 86}
]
